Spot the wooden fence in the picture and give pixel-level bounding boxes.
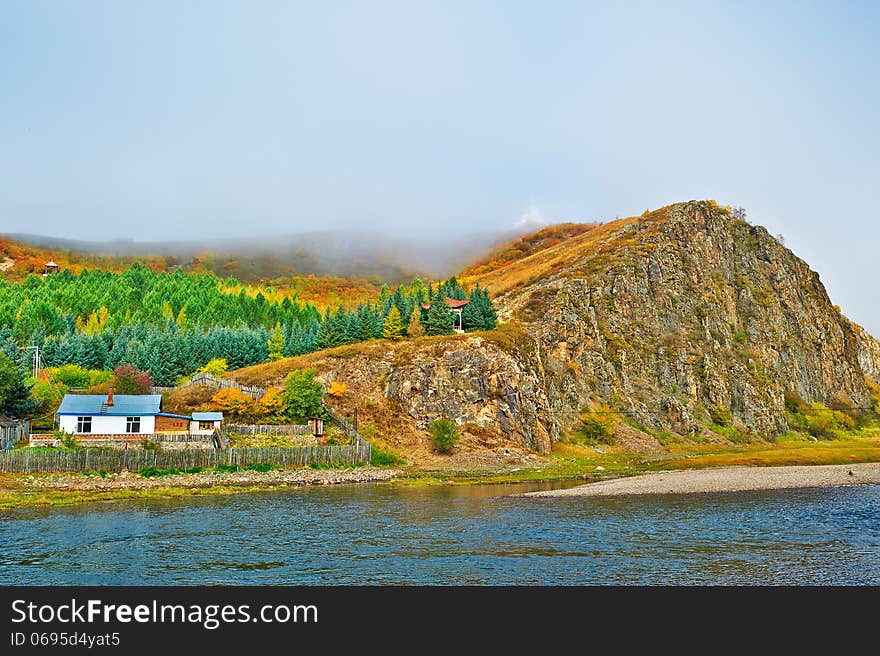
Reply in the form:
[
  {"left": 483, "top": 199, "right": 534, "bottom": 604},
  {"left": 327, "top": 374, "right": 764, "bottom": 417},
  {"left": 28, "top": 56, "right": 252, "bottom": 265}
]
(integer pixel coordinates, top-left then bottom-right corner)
[
  {"left": 225, "top": 424, "right": 311, "bottom": 436},
  {"left": 0, "top": 443, "right": 372, "bottom": 474},
  {"left": 1, "top": 420, "right": 29, "bottom": 450},
  {"left": 322, "top": 404, "right": 373, "bottom": 460},
  {"left": 154, "top": 373, "right": 266, "bottom": 400}
]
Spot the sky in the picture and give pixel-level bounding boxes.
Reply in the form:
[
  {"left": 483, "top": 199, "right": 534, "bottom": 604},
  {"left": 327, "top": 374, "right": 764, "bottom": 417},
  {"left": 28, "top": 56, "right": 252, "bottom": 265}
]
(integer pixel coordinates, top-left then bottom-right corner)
[{"left": 1, "top": 1, "right": 878, "bottom": 333}]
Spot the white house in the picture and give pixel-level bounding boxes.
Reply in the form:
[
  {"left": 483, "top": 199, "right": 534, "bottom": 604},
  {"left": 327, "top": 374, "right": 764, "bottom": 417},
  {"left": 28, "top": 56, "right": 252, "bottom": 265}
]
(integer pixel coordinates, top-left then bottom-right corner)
[
  {"left": 190, "top": 412, "right": 224, "bottom": 436},
  {"left": 55, "top": 390, "right": 191, "bottom": 441}
]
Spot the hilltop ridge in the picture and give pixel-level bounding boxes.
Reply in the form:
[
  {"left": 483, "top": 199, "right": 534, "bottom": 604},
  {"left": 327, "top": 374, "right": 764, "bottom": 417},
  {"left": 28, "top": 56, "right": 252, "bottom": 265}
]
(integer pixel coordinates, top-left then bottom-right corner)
[{"left": 230, "top": 201, "right": 880, "bottom": 462}]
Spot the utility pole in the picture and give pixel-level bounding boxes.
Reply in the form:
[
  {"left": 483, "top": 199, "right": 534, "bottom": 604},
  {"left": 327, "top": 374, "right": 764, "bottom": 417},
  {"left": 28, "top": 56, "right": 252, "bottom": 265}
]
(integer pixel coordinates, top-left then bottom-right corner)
[{"left": 24, "top": 345, "right": 41, "bottom": 379}]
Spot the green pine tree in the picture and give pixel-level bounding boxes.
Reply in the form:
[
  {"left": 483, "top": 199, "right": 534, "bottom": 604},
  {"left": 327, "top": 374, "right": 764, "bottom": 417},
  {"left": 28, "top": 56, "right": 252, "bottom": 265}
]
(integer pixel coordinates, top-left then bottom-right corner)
[{"left": 425, "top": 299, "right": 455, "bottom": 336}]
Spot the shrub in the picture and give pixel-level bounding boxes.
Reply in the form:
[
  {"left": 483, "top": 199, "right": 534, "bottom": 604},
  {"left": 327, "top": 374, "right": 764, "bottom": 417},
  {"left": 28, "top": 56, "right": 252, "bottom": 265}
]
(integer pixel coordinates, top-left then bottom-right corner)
[
  {"left": 572, "top": 406, "right": 616, "bottom": 445},
  {"left": 214, "top": 464, "right": 239, "bottom": 473},
  {"left": 112, "top": 364, "right": 153, "bottom": 395},
  {"left": 257, "top": 386, "right": 287, "bottom": 423},
  {"left": 212, "top": 388, "right": 260, "bottom": 422},
  {"left": 784, "top": 390, "right": 807, "bottom": 414},
  {"left": 709, "top": 406, "right": 732, "bottom": 426},
  {"left": 198, "top": 358, "right": 229, "bottom": 377},
  {"left": 282, "top": 369, "right": 324, "bottom": 420},
  {"left": 804, "top": 403, "right": 855, "bottom": 438},
  {"left": 244, "top": 462, "right": 277, "bottom": 472},
  {"left": 140, "top": 466, "right": 201, "bottom": 477},
  {"left": 430, "top": 418, "right": 460, "bottom": 453},
  {"left": 371, "top": 447, "right": 404, "bottom": 467},
  {"left": 53, "top": 430, "right": 77, "bottom": 449},
  {"left": 50, "top": 364, "right": 92, "bottom": 388},
  {"left": 141, "top": 466, "right": 178, "bottom": 478},
  {"left": 327, "top": 381, "right": 348, "bottom": 397}
]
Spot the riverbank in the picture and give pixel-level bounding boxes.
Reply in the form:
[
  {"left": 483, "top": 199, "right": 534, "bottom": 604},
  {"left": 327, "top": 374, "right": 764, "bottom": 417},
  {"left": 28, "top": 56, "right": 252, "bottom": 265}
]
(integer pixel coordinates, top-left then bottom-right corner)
[
  {"left": 523, "top": 462, "right": 880, "bottom": 498},
  {"left": 3, "top": 431, "right": 880, "bottom": 509},
  {"left": 0, "top": 467, "right": 400, "bottom": 510}
]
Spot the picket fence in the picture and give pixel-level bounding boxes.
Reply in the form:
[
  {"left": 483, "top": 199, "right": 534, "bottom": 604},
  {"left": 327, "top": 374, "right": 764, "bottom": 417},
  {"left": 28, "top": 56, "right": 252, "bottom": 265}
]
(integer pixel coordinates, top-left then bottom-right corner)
[
  {"left": 159, "top": 373, "right": 266, "bottom": 400},
  {"left": 0, "top": 443, "right": 371, "bottom": 474},
  {"left": 224, "top": 424, "right": 311, "bottom": 436}
]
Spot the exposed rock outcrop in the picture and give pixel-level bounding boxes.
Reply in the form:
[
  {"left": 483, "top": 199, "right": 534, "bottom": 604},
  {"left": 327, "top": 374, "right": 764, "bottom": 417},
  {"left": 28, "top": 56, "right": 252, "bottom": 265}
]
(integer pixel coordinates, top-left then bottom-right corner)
[
  {"left": 487, "top": 201, "right": 876, "bottom": 440},
  {"left": 233, "top": 201, "right": 879, "bottom": 457}
]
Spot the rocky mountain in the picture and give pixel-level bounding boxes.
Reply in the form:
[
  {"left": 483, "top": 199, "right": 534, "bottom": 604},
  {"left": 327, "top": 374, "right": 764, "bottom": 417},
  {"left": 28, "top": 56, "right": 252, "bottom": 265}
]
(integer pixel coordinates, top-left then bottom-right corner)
[{"left": 231, "top": 201, "right": 880, "bottom": 461}]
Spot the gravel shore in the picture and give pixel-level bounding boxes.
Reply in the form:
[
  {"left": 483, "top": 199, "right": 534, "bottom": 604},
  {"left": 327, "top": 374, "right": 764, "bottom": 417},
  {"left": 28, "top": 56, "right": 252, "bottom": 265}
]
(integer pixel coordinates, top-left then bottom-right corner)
[
  {"left": 523, "top": 463, "right": 880, "bottom": 498},
  {"left": 22, "top": 467, "right": 401, "bottom": 492}
]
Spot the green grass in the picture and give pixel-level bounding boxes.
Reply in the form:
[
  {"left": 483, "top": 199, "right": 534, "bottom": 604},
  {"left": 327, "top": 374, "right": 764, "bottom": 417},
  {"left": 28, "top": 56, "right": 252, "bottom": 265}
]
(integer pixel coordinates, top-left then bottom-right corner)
[
  {"left": 707, "top": 422, "right": 751, "bottom": 444},
  {"left": 243, "top": 462, "right": 279, "bottom": 472},
  {"left": 309, "top": 461, "right": 365, "bottom": 470},
  {"left": 139, "top": 466, "right": 204, "bottom": 478},
  {"left": 371, "top": 447, "right": 404, "bottom": 467}
]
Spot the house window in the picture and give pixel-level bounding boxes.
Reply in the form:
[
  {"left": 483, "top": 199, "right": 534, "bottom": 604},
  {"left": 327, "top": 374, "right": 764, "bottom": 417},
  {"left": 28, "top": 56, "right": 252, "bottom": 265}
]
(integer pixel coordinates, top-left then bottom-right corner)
[
  {"left": 199, "top": 421, "right": 214, "bottom": 431},
  {"left": 126, "top": 417, "right": 141, "bottom": 433},
  {"left": 76, "top": 416, "right": 92, "bottom": 433}
]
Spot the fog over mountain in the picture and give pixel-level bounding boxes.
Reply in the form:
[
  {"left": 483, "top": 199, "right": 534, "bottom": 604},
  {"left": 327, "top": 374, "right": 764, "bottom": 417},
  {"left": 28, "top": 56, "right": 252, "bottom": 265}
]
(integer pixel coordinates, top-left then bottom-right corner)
[{"left": 5, "top": 223, "right": 542, "bottom": 283}]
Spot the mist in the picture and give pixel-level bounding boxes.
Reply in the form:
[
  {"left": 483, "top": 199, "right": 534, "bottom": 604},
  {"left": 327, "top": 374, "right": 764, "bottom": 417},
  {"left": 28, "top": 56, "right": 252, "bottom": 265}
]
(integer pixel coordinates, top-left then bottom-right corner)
[{"left": 1, "top": 1, "right": 878, "bottom": 333}]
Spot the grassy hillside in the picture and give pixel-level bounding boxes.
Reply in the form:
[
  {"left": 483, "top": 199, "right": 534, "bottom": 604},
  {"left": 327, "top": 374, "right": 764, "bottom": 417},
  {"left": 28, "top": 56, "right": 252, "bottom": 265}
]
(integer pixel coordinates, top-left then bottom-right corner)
[{"left": 461, "top": 222, "right": 598, "bottom": 278}]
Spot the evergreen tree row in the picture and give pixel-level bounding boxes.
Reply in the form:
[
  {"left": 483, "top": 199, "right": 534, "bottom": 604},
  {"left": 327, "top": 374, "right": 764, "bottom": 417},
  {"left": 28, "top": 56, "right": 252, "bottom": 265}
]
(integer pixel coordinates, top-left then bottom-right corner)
[{"left": 0, "top": 266, "right": 497, "bottom": 385}]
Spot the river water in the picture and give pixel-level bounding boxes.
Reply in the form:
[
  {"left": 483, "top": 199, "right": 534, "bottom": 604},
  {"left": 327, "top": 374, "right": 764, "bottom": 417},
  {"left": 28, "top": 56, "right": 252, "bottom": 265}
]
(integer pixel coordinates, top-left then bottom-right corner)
[{"left": 1, "top": 481, "right": 877, "bottom": 585}]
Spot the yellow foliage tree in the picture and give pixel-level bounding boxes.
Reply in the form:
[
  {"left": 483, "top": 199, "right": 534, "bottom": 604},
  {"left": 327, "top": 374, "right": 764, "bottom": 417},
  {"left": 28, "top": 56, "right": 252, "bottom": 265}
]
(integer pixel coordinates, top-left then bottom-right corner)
[
  {"left": 258, "top": 387, "right": 287, "bottom": 423},
  {"left": 211, "top": 388, "right": 259, "bottom": 422},
  {"left": 407, "top": 307, "right": 425, "bottom": 338},
  {"left": 327, "top": 381, "right": 348, "bottom": 397}
]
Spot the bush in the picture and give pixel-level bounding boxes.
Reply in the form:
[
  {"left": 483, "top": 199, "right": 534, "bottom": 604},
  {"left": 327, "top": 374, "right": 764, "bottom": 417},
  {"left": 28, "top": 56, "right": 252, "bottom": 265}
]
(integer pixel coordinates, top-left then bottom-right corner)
[
  {"left": 709, "top": 406, "right": 732, "bottom": 426},
  {"left": 309, "top": 461, "right": 365, "bottom": 470},
  {"left": 53, "top": 430, "right": 78, "bottom": 449},
  {"left": 282, "top": 369, "right": 324, "bottom": 420},
  {"left": 215, "top": 464, "right": 239, "bottom": 473},
  {"left": 112, "top": 364, "right": 153, "bottom": 395},
  {"left": 784, "top": 390, "right": 807, "bottom": 414},
  {"left": 572, "top": 406, "right": 616, "bottom": 445},
  {"left": 140, "top": 466, "right": 179, "bottom": 478},
  {"left": 243, "top": 462, "right": 277, "bottom": 472},
  {"left": 371, "top": 447, "right": 404, "bottom": 467},
  {"left": 430, "top": 418, "right": 460, "bottom": 453},
  {"left": 804, "top": 403, "right": 855, "bottom": 438},
  {"left": 212, "top": 388, "right": 260, "bottom": 422},
  {"left": 257, "top": 387, "right": 287, "bottom": 423},
  {"left": 198, "top": 358, "right": 229, "bottom": 377},
  {"left": 50, "top": 364, "right": 92, "bottom": 388}
]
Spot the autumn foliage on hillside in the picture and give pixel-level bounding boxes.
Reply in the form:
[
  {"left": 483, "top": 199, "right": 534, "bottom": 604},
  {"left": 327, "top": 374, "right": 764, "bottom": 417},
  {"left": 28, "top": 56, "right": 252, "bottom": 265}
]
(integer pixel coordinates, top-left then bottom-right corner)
[
  {"left": 0, "top": 237, "right": 169, "bottom": 280},
  {"left": 462, "top": 223, "right": 597, "bottom": 277},
  {"left": 1, "top": 236, "right": 380, "bottom": 310}
]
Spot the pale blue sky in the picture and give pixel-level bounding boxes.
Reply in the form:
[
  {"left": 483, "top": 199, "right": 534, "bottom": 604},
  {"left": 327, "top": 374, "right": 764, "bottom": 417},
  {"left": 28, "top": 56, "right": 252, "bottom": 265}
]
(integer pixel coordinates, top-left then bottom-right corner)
[{"left": 1, "top": 1, "right": 878, "bottom": 333}]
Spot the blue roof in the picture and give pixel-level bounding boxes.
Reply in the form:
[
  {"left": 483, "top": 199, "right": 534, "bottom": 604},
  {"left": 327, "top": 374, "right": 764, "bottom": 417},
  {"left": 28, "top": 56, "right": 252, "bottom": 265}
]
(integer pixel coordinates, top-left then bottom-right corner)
[
  {"left": 57, "top": 394, "right": 163, "bottom": 416},
  {"left": 192, "top": 412, "right": 223, "bottom": 421}
]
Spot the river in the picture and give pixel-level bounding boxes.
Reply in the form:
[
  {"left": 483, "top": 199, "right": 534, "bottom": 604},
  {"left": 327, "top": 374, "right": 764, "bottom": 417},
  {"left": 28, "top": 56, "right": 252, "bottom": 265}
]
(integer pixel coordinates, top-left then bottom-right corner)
[{"left": 1, "top": 481, "right": 878, "bottom": 585}]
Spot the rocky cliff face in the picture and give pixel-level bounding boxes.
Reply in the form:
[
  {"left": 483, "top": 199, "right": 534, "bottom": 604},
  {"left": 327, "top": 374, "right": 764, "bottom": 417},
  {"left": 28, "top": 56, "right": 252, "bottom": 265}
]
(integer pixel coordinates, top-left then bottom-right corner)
[
  {"left": 233, "top": 201, "right": 878, "bottom": 458},
  {"left": 488, "top": 201, "right": 876, "bottom": 440},
  {"left": 852, "top": 321, "right": 880, "bottom": 386},
  {"left": 232, "top": 332, "right": 557, "bottom": 465}
]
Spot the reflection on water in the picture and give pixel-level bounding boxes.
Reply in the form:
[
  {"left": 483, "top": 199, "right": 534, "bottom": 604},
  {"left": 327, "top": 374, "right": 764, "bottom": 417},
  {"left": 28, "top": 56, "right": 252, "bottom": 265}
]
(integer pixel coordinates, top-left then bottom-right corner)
[{"left": 1, "top": 481, "right": 877, "bottom": 585}]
